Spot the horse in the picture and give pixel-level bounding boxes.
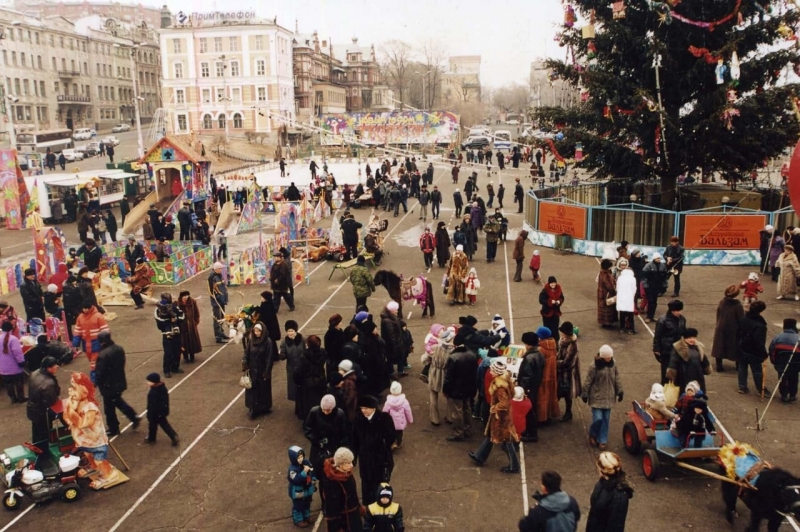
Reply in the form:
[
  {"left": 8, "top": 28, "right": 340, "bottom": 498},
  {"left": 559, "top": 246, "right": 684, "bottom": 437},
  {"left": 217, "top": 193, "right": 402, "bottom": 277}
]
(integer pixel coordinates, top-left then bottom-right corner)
[{"left": 373, "top": 270, "right": 435, "bottom": 318}]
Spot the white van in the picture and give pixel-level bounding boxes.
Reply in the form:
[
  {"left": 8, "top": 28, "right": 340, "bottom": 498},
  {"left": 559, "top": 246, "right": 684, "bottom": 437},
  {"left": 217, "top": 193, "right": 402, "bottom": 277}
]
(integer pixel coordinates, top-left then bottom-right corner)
[
  {"left": 493, "top": 130, "right": 512, "bottom": 151},
  {"left": 73, "top": 128, "right": 93, "bottom": 141}
]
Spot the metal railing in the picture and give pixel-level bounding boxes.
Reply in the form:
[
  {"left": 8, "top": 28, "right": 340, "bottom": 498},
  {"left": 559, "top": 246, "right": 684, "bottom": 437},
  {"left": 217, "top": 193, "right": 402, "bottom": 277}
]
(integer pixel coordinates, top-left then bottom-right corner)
[{"left": 57, "top": 94, "right": 91, "bottom": 103}]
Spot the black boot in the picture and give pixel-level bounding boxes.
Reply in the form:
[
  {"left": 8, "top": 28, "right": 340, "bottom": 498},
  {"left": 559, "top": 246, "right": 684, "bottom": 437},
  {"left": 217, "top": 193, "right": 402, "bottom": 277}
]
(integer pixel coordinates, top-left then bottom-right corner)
[{"left": 716, "top": 359, "right": 725, "bottom": 372}]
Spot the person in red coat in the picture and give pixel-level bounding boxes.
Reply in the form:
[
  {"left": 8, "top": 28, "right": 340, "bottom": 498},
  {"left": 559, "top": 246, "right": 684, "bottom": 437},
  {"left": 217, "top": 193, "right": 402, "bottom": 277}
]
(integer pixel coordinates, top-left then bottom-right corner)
[{"left": 511, "top": 386, "right": 532, "bottom": 437}]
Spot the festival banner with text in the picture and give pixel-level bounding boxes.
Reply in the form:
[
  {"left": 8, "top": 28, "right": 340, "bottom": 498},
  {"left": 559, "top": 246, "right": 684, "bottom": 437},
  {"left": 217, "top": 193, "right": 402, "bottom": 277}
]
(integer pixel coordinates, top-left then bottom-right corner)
[
  {"left": 537, "top": 202, "right": 587, "bottom": 239},
  {"left": 683, "top": 214, "right": 766, "bottom": 249},
  {"left": 320, "top": 111, "right": 459, "bottom": 146}
]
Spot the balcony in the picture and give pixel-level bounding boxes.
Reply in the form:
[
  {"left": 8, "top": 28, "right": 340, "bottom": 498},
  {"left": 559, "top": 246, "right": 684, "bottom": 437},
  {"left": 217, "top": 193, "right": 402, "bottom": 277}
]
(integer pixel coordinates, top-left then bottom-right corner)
[
  {"left": 57, "top": 94, "right": 91, "bottom": 104},
  {"left": 58, "top": 70, "right": 81, "bottom": 78}
]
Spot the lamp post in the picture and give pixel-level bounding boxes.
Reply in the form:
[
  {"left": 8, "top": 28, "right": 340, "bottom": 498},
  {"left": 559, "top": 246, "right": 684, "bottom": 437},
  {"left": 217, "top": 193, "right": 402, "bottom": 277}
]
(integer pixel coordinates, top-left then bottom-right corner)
[
  {"left": 114, "top": 42, "right": 144, "bottom": 157},
  {"left": 2, "top": 79, "right": 17, "bottom": 148},
  {"left": 217, "top": 55, "right": 229, "bottom": 142}
]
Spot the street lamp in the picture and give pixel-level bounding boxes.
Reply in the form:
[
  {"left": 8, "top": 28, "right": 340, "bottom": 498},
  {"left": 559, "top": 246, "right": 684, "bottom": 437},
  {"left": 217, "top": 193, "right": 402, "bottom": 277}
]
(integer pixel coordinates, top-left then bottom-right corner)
[
  {"left": 114, "top": 42, "right": 144, "bottom": 157},
  {"left": 217, "top": 55, "right": 229, "bottom": 142},
  {"left": 414, "top": 69, "right": 433, "bottom": 110}
]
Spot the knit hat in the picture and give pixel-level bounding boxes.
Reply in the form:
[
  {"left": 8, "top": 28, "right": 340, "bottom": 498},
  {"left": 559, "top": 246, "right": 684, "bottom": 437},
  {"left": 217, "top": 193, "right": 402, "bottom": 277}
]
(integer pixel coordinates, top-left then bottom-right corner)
[
  {"left": 355, "top": 311, "right": 369, "bottom": 323},
  {"left": 357, "top": 395, "right": 379, "bottom": 409},
  {"left": 390, "top": 381, "right": 402, "bottom": 395},
  {"left": 533, "top": 250, "right": 540, "bottom": 256},
  {"left": 597, "top": 451, "right": 622, "bottom": 477},
  {"left": 648, "top": 383, "right": 665, "bottom": 403},
  {"left": 456, "top": 244, "right": 464, "bottom": 251},
  {"left": 547, "top": 276, "right": 557, "bottom": 283},
  {"left": 520, "top": 331, "right": 538, "bottom": 346},
  {"left": 333, "top": 447, "right": 354, "bottom": 467},
  {"left": 683, "top": 328, "right": 698, "bottom": 339},
  {"left": 146, "top": 372, "right": 161, "bottom": 383},
  {"left": 559, "top": 322, "right": 574, "bottom": 336},
  {"left": 329, "top": 314, "right": 343, "bottom": 327},
  {"left": 724, "top": 284, "right": 740, "bottom": 298},
  {"left": 213, "top": 262, "right": 224, "bottom": 270},
  {"left": 253, "top": 323, "right": 263, "bottom": 332},
  {"left": 128, "top": 234, "right": 136, "bottom": 241},
  {"left": 535, "top": 326, "right": 552, "bottom": 340},
  {"left": 338, "top": 360, "right": 353, "bottom": 372},
  {"left": 652, "top": 252, "right": 663, "bottom": 261},
  {"left": 285, "top": 320, "right": 299, "bottom": 332},
  {"left": 513, "top": 386, "right": 525, "bottom": 402},
  {"left": 685, "top": 381, "right": 701, "bottom": 394},
  {"left": 748, "top": 272, "right": 759, "bottom": 282},
  {"left": 490, "top": 359, "right": 507, "bottom": 376},
  {"left": 598, "top": 344, "right": 614, "bottom": 359},
  {"left": 320, "top": 394, "right": 336, "bottom": 410},
  {"left": 765, "top": 224, "right": 774, "bottom": 232},
  {"left": 47, "top": 284, "right": 58, "bottom": 293},
  {"left": 376, "top": 483, "right": 394, "bottom": 506},
  {"left": 387, "top": 301, "right": 400, "bottom": 312}
]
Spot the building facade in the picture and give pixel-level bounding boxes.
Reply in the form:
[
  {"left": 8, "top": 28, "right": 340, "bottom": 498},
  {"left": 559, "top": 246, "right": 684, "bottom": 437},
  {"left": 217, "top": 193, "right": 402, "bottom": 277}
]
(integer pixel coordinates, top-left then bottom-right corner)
[
  {"left": 440, "top": 55, "right": 481, "bottom": 106},
  {"left": 293, "top": 32, "right": 347, "bottom": 121},
  {"left": 0, "top": 6, "right": 161, "bottom": 143},
  {"left": 14, "top": 0, "right": 163, "bottom": 29},
  {"left": 332, "top": 38, "right": 392, "bottom": 113},
  {"left": 529, "top": 59, "right": 579, "bottom": 109},
  {"left": 159, "top": 18, "right": 295, "bottom": 136}
]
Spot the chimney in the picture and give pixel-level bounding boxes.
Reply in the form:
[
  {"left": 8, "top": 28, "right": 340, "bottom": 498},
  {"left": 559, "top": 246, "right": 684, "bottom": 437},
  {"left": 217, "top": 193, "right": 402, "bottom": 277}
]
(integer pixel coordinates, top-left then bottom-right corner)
[
  {"left": 321, "top": 39, "right": 327, "bottom": 48},
  {"left": 160, "top": 5, "right": 171, "bottom": 29}
]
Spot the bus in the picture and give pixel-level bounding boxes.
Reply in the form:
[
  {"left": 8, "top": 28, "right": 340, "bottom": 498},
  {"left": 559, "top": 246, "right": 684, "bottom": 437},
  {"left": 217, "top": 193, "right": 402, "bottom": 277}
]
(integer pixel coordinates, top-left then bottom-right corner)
[{"left": 16, "top": 129, "right": 74, "bottom": 154}]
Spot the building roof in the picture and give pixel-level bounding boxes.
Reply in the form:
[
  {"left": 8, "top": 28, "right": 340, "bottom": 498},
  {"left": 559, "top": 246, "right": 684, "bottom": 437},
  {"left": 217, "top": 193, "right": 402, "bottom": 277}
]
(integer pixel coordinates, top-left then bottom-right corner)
[
  {"left": 139, "top": 135, "right": 209, "bottom": 164},
  {"left": 332, "top": 38, "right": 375, "bottom": 66}
]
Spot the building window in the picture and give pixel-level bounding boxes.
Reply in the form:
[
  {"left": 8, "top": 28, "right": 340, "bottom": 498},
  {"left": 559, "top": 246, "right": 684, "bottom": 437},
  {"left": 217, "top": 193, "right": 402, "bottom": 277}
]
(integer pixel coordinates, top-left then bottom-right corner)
[
  {"left": 254, "top": 35, "right": 263, "bottom": 51},
  {"left": 98, "top": 86, "right": 102, "bottom": 99},
  {"left": 229, "top": 36, "right": 238, "bottom": 52},
  {"left": 59, "top": 36, "right": 63, "bottom": 48},
  {"left": 202, "top": 88, "right": 211, "bottom": 103},
  {"left": 202, "top": 114, "right": 212, "bottom": 129},
  {"left": 176, "top": 89, "right": 185, "bottom": 104},
  {"left": 13, "top": 79, "right": 20, "bottom": 95},
  {"left": 1, "top": 51, "right": 6, "bottom": 65},
  {"left": 216, "top": 88, "right": 225, "bottom": 101},
  {"left": 256, "top": 60, "right": 265, "bottom": 76},
  {"left": 199, "top": 38, "right": 207, "bottom": 53},
  {"left": 22, "top": 79, "right": 29, "bottom": 96},
  {"left": 40, "top": 81, "right": 46, "bottom": 97},
  {"left": 214, "top": 37, "right": 222, "bottom": 52},
  {"left": 231, "top": 87, "right": 240, "bottom": 102},
  {"left": 12, "top": 52, "right": 17, "bottom": 66},
  {"left": 233, "top": 113, "right": 242, "bottom": 128},
  {"left": 177, "top": 114, "right": 187, "bottom": 131},
  {"left": 71, "top": 59, "right": 76, "bottom": 72},
  {"left": 229, "top": 61, "right": 239, "bottom": 77},
  {"left": 201, "top": 62, "right": 209, "bottom": 78},
  {"left": 173, "top": 38, "right": 182, "bottom": 54},
  {"left": 38, "top": 56, "right": 42, "bottom": 69},
  {"left": 69, "top": 38, "right": 73, "bottom": 50},
  {"left": 218, "top": 114, "right": 226, "bottom": 128},
  {"left": 215, "top": 62, "right": 225, "bottom": 77},
  {"left": 257, "top": 87, "right": 266, "bottom": 101},
  {"left": 110, "top": 87, "right": 115, "bottom": 100},
  {"left": 83, "top": 62, "right": 87, "bottom": 74},
  {"left": 102, "top": 64, "right": 107, "bottom": 76},
  {"left": 54, "top": 81, "right": 59, "bottom": 94},
  {"left": 20, "top": 53, "right": 25, "bottom": 67},
  {"left": 48, "top": 34, "right": 53, "bottom": 46},
  {"left": 104, "top": 86, "right": 109, "bottom": 100},
  {"left": 174, "top": 63, "right": 183, "bottom": 79}
]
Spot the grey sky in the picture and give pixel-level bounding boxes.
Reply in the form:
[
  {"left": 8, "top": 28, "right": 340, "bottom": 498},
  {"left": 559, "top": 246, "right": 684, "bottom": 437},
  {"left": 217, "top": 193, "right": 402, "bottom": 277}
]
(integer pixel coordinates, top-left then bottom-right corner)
[{"left": 148, "top": 0, "right": 568, "bottom": 87}]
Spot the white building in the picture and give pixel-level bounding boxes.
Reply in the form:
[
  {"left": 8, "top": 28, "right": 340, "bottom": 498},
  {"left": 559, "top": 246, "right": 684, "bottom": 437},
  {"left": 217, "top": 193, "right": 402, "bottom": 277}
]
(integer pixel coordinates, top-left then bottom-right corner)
[{"left": 159, "top": 15, "right": 295, "bottom": 136}]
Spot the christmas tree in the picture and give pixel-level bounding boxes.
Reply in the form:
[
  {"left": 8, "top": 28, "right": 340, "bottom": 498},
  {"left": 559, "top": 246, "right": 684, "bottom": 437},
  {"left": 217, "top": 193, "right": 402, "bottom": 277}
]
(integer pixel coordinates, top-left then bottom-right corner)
[{"left": 536, "top": 0, "right": 800, "bottom": 206}]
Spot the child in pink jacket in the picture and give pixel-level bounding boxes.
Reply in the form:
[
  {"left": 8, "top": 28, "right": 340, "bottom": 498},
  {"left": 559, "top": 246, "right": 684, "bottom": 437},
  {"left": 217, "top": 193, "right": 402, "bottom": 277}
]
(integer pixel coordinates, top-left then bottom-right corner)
[
  {"left": 740, "top": 272, "right": 764, "bottom": 311},
  {"left": 383, "top": 381, "right": 413, "bottom": 450}
]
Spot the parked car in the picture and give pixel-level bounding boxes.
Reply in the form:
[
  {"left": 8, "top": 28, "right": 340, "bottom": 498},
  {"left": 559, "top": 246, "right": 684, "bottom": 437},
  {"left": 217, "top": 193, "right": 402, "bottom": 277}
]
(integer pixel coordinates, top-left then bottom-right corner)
[
  {"left": 461, "top": 135, "right": 491, "bottom": 150},
  {"left": 101, "top": 136, "right": 120, "bottom": 147},
  {"left": 60, "top": 149, "right": 84, "bottom": 162},
  {"left": 72, "top": 128, "right": 93, "bottom": 141},
  {"left": 74, "top": 143, "right": 98, "bottom": 157},
  {"left": 506, "top": 119, "right": 520, "bottom": 126},
  {"left": 111, "top": 124, "right": 131, "bottom": 133}
]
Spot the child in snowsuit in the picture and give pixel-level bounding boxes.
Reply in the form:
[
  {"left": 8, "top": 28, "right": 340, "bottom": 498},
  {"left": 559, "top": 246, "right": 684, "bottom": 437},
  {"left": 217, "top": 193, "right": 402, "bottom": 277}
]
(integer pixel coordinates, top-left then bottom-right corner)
[
  {"left": 364, "top": 483, "right": 405, "bottom": 532},
  {"left": 644, "top": 383, "right": 676, "bottom": 422},
  {"left": 529, "top": 250, "right": 542, "bottom": 283},
  {"left": 287, "top": 445, "right": 316, "bottom": 527},
  {"left": 383, "top": 381, "right": 413, "bottom": 449},
  {"left": 464, "top": 267, "right": 481, "bottom": 305},
  {"left": 676, "top": 398, "right": 714, "bottom": 448},
  {"left": 739, "top": 272, "right": 763, "bottom": 311},
  {"left": 144, "top": 372, "right": 179, "bottom": 445}
]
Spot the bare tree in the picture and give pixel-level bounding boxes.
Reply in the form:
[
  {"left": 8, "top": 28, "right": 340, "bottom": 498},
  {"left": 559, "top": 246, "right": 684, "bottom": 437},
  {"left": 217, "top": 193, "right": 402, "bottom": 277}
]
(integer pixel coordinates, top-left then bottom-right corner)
[
  {"left": 210, "top": 135, "right": 228, "bottom": 156},
  {"left": 453, "top": 101, "right": 488, "bottom": 127},
  {"left": 379, "top": 40, "right": 414, "bottom": 106},
  {"left": 418, "top": 40, "right": 447, "bottom": 109},
  {"left": 492, "top": 84, "right": 530, "bottom": 114}
]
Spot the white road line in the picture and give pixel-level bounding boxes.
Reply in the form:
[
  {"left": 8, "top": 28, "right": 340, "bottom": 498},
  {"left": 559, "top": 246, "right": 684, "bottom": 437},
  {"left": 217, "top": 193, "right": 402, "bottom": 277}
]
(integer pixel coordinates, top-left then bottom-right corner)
[
  {"left": 502, "top": 240, "right": 515, "bottom": 343},
  {"left": 0, "top": 505, "right": 33, "bottom": 531}
]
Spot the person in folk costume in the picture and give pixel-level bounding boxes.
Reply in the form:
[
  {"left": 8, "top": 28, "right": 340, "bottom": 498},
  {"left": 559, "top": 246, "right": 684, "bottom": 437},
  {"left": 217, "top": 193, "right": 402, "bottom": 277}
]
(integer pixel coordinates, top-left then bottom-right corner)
[
  {"left": 539, "top": 276, "right": 564, "bottom": 337},
  {"left": 556, "top": 321, "right": 582, "bottom": 422},
  {"left": 177, "top": 291, "right": 202, "bottom": 363},
  {"left": 446, "top": 245, "right": 470, "bottom": 305},
  {"left": 535, "top": 326, "right": 561, "bottom": 423},
  {"left": 597, "top": 259, "right": 618, "bottom": 328},
  {"left": 242, "top": 322, "right": 275, "bottom": 419}
]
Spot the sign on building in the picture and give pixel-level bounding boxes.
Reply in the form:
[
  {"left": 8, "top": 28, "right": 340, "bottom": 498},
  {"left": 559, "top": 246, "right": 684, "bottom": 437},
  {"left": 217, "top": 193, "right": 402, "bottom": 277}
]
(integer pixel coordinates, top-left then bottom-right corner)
[
  {"left": 683, "top": 214, "right": 767, "bottom": 249},
  {"left": 537, "top": 202, "right": 587, "bottom": 239}
]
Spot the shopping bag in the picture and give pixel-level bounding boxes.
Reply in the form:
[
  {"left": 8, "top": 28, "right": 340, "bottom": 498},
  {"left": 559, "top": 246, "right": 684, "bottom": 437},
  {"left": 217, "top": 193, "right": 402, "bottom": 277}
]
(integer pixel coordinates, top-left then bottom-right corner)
[{"left": 664, "top": 382, "right": 679, "bottom": 408}]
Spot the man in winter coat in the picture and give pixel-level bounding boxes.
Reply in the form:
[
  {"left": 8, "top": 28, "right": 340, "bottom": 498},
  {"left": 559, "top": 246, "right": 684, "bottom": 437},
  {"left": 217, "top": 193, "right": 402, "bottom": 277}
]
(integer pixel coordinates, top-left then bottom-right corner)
[
  {"left": 497, "top": 183, "right": 506, "bottom": 208},
  {"left": 177, "top": 201, "right": 192, "bottom": 240},
  {"left": 20, "top": 268, "right": 45, "bottom": 322},
  {"left": 208, "top": 262, "right": 228, "bottom": 343},
  {"left": 76, "top": 239, "right": 102, "bottom": 271},
  {"left": 341, "top": 213, "right": 363, "bottom": 261},
  {"left": 769, "top": 318, "right": 800, "bottom": 403},
  {"left": 430, "top": 186, "right": 442, "bottom": 220},
  {"left": 380, "top": 301, "right": 406, "bottom": 376},
  {"left": 352, "top": 395, "right": 396, "bottom": 506},
  {"left": 27, "top": 356, "right": 61, "bottom": 448},
  {"left": 302, "top": 394, "right": 351, "bottom": 471},
  {"left": 513, "top": 230, "right": 529, "bottom": 282},
  {"left": 443, "top": 341, "right": 478, "bottom": 442},
  {"left": 418, "top": 185, "right": 431, "bottom": 222},
  {"left": 663, "top": 236, "right": 685, "bottom": 297},
  {"left": 270, "top": 252, "right": 295, "bottom": 312},
  {"left": 72, "top": 302, "right": 110, "bottom": 371},
  {"left": 124, "top": 235, "right": 145, "bottom": 272},
  {"left": 484, "top": 215, "right": 501, "bottom": 262},
  {"left": 453, "top": 189, "right": 464, "bottom": 218},
  {"left": 736, "top": 300, "right": 769, "bottom": 395},
  {"left": 155, "top": 293, "right": 185, "bottom": 378},
  {"left": 425, "top": 163, "right": 434, "bottom": 186},
  {"left": 349, "top": 256, "right": 375, "bottom": 311},
  {"left": 514, "top": 178, "right": 525, "bottom": 213},
  {"left": 453, "top": 315, "right": 496, "bottom": 355},
  {"left": 518, "top": 470, "right": 581, "bottom": 532},
  {"left": 419, "top": 227, "right": 436, "bottom": 269},
  {"left": 518, "top": 331, "right": 544, "bottom": 442},
  {"left": 94, "top": 331, "right": 140, "bottom": 436},
  {"left": 642, "top": 253, "right": 669, "bottom": 321},
  {"left": 653, "top": 299, "right": 686, "bottom": 384}
]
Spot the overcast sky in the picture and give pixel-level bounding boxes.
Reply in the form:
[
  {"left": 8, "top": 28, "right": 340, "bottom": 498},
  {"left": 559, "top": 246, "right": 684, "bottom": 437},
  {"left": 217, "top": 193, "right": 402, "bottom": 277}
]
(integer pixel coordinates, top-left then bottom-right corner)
[{"left": 147, "top": 0, "right": 568, "bottom": 87}]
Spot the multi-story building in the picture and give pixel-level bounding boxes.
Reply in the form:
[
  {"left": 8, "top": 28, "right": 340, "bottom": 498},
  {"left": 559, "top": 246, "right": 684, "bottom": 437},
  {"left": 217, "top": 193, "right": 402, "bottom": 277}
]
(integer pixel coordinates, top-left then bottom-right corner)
[
  {"left": 530, "top": 59, "right": 579, "bottom": 109},
  {"left": 293, "top": 31, "right": 347, "bottom": 122},
  {"left": 332, "top": 37, "right": 392, "bottom": 112},
  {"left": 159, "top": 16, "right": 295, "bottom": 136},
  {"left": 14, "top": 0, "right": 163, "bottom": 29},
  {"left": 0, "top": 6, "right": 161, "bottom": 143},
  {"left": 440, "top": 55, "right": 481, "bottom": 106}
]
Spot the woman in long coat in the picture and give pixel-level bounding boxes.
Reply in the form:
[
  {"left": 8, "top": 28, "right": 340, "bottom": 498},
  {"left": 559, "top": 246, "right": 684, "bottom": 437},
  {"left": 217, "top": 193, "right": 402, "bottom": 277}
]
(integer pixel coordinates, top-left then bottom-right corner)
[
  {"left": 769, "top": 234, "right": 785, "bottom": 282},
  {"left": 242, "top": 322, "right": 274, "bottom": 419},
  {"left": 294, "top": 335, "right": 328, "bottom": 421},
  {"left": 468, "top": 370, "right": 520, "bottom": 473},
  {"left": 435, "top": 221, "right": 451, "bottom": 268},
  {"left": 777, "top": 245, "right": 800, "bottom": 300},
  {"left": 539, "top": 276, "right": 564, "bottom": 336},
  {"left": 536, "top": 326, "right": 561, "bottom": 423},
  {"left": 615, "top": 265, "right": 637, "bottom": 334},
  {"left": 177, "top": 291, "right": 202, "bottom": 363},
  {"left": 597, "top": 259, "right": 617, "bottom": 327},
  {"left": 279, "top": 320, "right": 305, "bottom": 401},
  {"left": 711, "top": 285, "right": 744, "bottom": 373},
  {"left": 556, "top": 321, "right": 582, "bottom": 422},
  {"left": 446, "top": 246, "right": 470, "bottom": 304}
]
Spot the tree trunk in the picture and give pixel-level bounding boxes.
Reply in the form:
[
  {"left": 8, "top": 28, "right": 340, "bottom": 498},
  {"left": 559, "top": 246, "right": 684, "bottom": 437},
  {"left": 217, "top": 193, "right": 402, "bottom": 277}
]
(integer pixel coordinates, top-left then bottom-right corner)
[{"left": 659, "top": 173, "right": 678, "bottom": 209}]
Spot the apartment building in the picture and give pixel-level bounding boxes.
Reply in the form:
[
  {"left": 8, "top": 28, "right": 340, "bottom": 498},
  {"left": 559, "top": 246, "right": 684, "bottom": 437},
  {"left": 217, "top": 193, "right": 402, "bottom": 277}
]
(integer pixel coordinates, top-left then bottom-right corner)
[
  {"left": 159, "top": 17, "right": 295, "bottom": 136},
  {"left": 14, "top": 0, "right": 163, "bottom": 29},
  {"left": 440, "top": 55, "right": 482, "bottom": 106}
]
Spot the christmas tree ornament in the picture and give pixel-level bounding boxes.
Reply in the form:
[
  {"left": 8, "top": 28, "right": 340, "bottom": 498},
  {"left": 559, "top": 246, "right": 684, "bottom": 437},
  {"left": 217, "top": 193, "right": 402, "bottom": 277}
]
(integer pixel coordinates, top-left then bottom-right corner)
[
  {"left": 582, "top": 24, "right": 596, "bottom": 39},
  {"left": 715, "top": 59, "right": 728, "bottom": 84},
  {"left": 721, "top": 107, "right": 740, "bottom": 130},
  {"left": 730, "top": 51, "right": 741, "bottom": 80},
  {"left": 564, "top": 4, "right": 576, "bottom": 27},
  {"left": 777, "top": 21, "right": 797, "bottom": 40},
  {"left": 587, "top": 40, "right": 597, "bottom": 58},
  {"left": 726, "top": 89, "right": 738, "bottom": 103},
  {"left": 612, "top": 1, "right": 626, "bottom": 19}
]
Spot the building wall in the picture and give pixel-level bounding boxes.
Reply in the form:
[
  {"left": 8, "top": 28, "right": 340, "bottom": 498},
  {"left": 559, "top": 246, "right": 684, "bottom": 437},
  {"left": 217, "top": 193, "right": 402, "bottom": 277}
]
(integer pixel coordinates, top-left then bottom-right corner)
[
  {"left": 14, "top": 0, "right": 163, "bottom": 28},
  {"left": 160, "top": 20, "right": 294, "bottom": 136},
  {"left": 440, "top": 55, "right": 481, "bottom": 107}
]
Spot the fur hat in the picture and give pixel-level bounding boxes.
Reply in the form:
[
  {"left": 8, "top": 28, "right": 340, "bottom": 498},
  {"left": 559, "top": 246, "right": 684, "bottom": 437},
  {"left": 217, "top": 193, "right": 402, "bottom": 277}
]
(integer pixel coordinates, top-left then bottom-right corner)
[
  {"left": 357, "top": 395, "right": 379, "bottom": 409},
  {"left": 320, "top": 394, "right": 336, "bottom": 410},
  {"left": 748, "top": 272, "right": 759, "bottom": 282},
  {"left": 387, "top": 301, "right": 400, "bottom": 312},
  {"left": 648, "top": 383, "right": 665, "bottom": 403},
  {"left": 667, "top": 299, "right": 684, "bottom": 311},
  {"left": 285, "top": 320, "right": 299, "bottom": 332},
  {"left": 390, "top": 381, "right": 402, "bottom": 395},
  {"left": 490, "top": 359, "right": 508, "bottom": 376},
  {"left": 513, "top": 386, "right": 525, "bottom": 402},
  {"left": 535, "top": 326, "right": 552, "bottom": 340},
  {"left": 598, "top": 344, "right": 614, "bottom": 359},
  {"left": 456, "top": 244, "right": 464, "bottom": 251},
  {"left": 329, "top": 314, "right": 343, "bottom": 327},
  {"left": 521, "top": 331, "right": 539, "bottom": 346},
  {"left": 333, "top": 447, "right": 354, "bottom": 467},
  {"left": 459, "top": 315, "right": 478, "bottom": 326},
  {"left": 547, "top": 276, "right": 557, "bottom": 284},
  {"left": 597, "top": 451, "right": 622, "bottom": 477},
  {"left": 683, "top": 328, "right": 698, "bottom": 339},
  {"left": 338, "top": 360, "right": 353, "bottom": 372},
  {"left": 534, "top": 250, "right": 540, "bottom": 256},
  {"left": 559, "top": 322, "right": 574, "bottom": 336},
  {"left": 724, "top": 284, "right": 740, "bottom": 298}
]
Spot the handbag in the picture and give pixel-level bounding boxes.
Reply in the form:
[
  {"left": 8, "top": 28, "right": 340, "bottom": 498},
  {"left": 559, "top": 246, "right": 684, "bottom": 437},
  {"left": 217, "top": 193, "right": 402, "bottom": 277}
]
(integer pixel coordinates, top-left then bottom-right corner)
[
  {"left": 664, "top": 381, "right": 680, "bottom": 408},
  {"left": 606, "top": 296, "right": 617, "bottom": 305},
  {"left": 239, "top": 370, "right": 253, "bottom": 389}
]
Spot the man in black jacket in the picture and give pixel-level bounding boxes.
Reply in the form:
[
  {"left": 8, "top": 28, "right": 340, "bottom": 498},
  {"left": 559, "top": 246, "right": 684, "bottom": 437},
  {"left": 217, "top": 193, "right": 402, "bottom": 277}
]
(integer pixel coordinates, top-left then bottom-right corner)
[
  {"left": 443, "top": 342, "right": 478, "bottom": 442},
  {"left": 124, "top": 235, "right": 145, "bottom": 272},
  {"left": 518, "top": 471, "right": 581, "bottom": 532},
  {"left": 351, "top": 394, "right": 396, "bottom": 506},
  {"left": 653, "top": 299, "right": 687, "bottom": 384},
  {"left": 177, "top": 202, "right": 192, "bottom": 241},
  {"left": 27, "top": 357, "right": 61, "bottom": 449},
  {"left": 155, "top": 293, "right": 185, "bottom": 378},
  {"left": 454, "top": 315, "right": 496, "bottom": 355},
  {"left": 518, "top": 332, "right": 544, "bottom": 442},
  {"left": 94, "top": 331, "right": 140, "bottom": 436},
  {"left": 76, "top": 239, "right": 102, "bottom": 271},
  {"left": 430, "top": 185, "right": 442, "bottom": 220},
  {"left": 341, "top": 213, "right": 363, "bottom": 260},
  {"left": 20, "top": 268, "right": 45, "bottom": 322},
  {"left": 303, "top": 394, "right": 351, "bottom": 471},
  {"left": 270, "top": 252, "right": 295, "bottom": 312}
]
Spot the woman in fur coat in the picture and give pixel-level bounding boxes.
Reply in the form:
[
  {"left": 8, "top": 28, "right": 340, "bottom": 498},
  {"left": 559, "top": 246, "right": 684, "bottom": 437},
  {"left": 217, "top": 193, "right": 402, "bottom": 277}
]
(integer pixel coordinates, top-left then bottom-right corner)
[
  {"left": 556, "top": 321, "right": 582, "bottom": 422},
  {"left": 535, "top": 326, "right": 561, "bottom": 423},
  {"left": 711, "top": 285, "right": 744, "bottom": 373},
  {"left": 597, "top": 259, "right": 617, "bottom": 327},
  {"left": 468, "top": 370, "right": 520, "bottom": 473},
  {"left": 667, "top": 328, "right": 711, "bottom": 393},
  {"left": 777, "top": 245, "right": 800, "bottom": 300},
  {"left": 177, "top": 291, "right": 202, "bottom": 363}
]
